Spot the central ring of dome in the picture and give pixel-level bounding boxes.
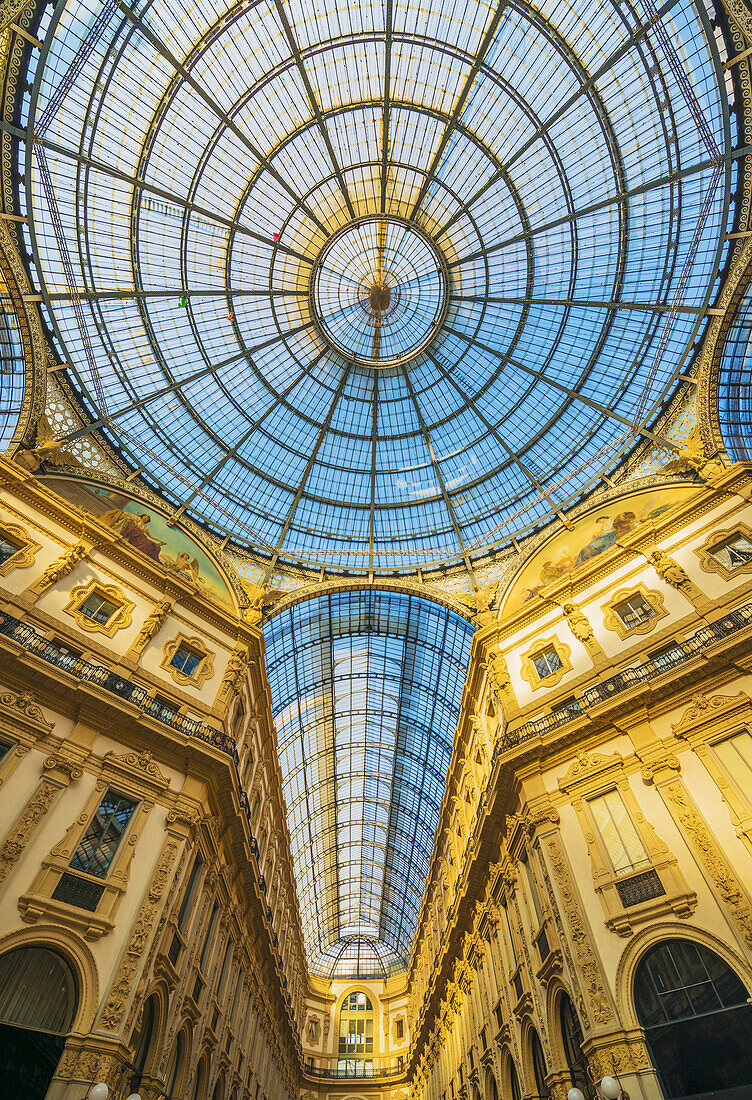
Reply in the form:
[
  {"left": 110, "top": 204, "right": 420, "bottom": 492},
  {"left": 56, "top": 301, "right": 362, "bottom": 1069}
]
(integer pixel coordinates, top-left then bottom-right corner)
[{"left": 311, "top": 217, "right": 448, "bottom": 367}]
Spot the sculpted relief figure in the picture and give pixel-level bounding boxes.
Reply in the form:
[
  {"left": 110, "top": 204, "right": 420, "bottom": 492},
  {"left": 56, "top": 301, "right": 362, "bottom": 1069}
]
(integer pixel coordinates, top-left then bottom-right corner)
[{"left": 649, "top": 548, "right": 692, "bottom": 591}]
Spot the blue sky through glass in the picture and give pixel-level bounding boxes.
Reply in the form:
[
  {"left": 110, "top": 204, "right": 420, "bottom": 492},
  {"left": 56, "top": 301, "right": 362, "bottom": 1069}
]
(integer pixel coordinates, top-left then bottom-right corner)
[
  {"left": 263, "top": 590, "right": 474, "bottom": 978},
  {"left": 23, "top": 0, "right": 734, "bottom": 574}
]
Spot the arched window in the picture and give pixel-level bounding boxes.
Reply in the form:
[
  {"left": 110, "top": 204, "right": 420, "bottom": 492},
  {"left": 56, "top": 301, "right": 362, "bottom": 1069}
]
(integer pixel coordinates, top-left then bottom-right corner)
[
  {"left": 530, "top": 1029, "right": 549, "bottom": 1099},
  {"left": 164, "top": 1030, "right": 186, "bottom": 1096},
  {"left": 560, "top": 994, "right": 588, "bottom": 1096},
  {"left": 0, "top": 947, "right": 78, "bottom": 1100},
  {"left": 131, "top": 994, "right": 157, "bottom": 1089},
  {"left": 635, "top": 939, "right": 752, "bottom": 1099},
  {"left": 509, "top": 1059, "right": 522, "bottom": 1100},
  {"left": 337, "top": 991, "right": 375, "bottom": 1077},
  {"left": 0, "top": 947, "right": 77, "bottom": 1033},
  {"left": 191, "top": 1056, "right": 208, "bottom": 1100}
]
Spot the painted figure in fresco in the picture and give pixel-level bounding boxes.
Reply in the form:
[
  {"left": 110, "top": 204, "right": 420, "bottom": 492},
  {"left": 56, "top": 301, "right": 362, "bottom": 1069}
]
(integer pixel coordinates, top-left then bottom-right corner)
[
  {"left": 101, "top": 507, "right": 166, "bottom": 561},
  {"left": 573, "top": 510, "right": 636, "bottom": 566}
]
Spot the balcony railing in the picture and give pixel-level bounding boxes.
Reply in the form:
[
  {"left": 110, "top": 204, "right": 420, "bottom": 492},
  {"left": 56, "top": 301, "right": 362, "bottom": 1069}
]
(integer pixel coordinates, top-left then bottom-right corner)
[
  {"left": 499, "top": 601, "right": 752, "bottom": 753},
  {"left": 0, "top": 610, "right": 236, "bottom": 755},
  {"left": 304, "top": 1061, "right": 407, "bottom": 1080}
]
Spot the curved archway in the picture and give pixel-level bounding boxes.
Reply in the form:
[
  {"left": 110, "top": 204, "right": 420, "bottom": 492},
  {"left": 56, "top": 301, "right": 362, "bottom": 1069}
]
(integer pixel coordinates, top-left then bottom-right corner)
[
  {"left": 130, "top": 992, "right": 159, "bottom": 1092},
  {"left": 164, "top": 1028, "right": 188, "bottom": 1097},
  {"left": 529, "top": 1028, "right": 549, "bottom": 1099},
  {"left": 337, "top": 989, "right": 376, "bottom": 1077},
  {"left": 190, "top": 1054, "right": 209, "bottom": 1100},
  {"left": 559, "top": 993, "right": 588, "bottom": 1096},
  {"left": 484, "top": 1066, "right": 499, "bottom": 1100},
  {"left": 635, "top": 938, "right": 752, "bottom": 1099},
  {"left": 0, "top": 945, "right": 78, "bottom": 1100},
  {"left": 508, "top": 1057, "right": 522, "bottom": 1100}
]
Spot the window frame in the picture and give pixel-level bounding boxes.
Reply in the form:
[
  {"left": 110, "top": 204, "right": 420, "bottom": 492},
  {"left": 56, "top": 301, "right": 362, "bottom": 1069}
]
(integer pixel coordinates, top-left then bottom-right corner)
[
  {"left": 695, "top": 523, "right": 752, "bottom": 581},
  {"left": 520, "top": 637, "right": 573, "bottom": 690},
  {"left": 64, "top": 579, "right": 134, "bottom": 637},
  {"left": 161, "top": 634, "right": 215, "bottom": 688},
  {"left": 602, "top": 583, "right": 667, "bottom": 640}
]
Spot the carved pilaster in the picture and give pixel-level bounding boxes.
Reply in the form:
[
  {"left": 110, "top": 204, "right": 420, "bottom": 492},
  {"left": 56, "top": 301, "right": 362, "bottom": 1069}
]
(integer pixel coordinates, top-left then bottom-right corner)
[
  {"left": 0, "top": 752, "right": 81, "bottom": 889},
  {"left": 661, "top": 778, "right": 752, "bottom": 953},
  {"left": 542, "top": 832, "right": 614, "bottom": 1026},
  {"left": 99, "top": 837, "right": 180, "bottom": 1032}
]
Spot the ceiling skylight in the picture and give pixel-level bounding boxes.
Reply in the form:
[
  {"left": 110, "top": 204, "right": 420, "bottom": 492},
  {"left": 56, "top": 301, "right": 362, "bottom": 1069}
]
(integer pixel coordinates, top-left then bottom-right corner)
[
  {"left": 263, "top": 590, "right": 474, "bottom": 979},
  {"left": 26, "top": 0, "right": 732, "bottom": 572}
]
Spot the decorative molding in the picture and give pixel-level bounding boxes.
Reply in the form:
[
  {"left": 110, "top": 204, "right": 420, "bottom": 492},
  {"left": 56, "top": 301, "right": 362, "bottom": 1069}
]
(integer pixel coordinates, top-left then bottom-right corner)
[
  {"left": 0, "top": 778, "right": 59, "bottom": 887},
  {"left": 558, "top": 750, "right": 622, "bottom": 793},
  {"left": 63, "top": 578, "right": 134, "bottom": 637},
  {"left": 160, "top": 633, "right": 215, "bottom": 689},
  {"left": 601, "top": 582, "right": 668, "bottom": 640},
  {"left": 0, "top": 687, "right": 48, "bottom": 726},
  {"left": 542, "top": 833, "right": 614, "bottom": 1025},
  {"left": 519, "top": 636, "right": 573, "bottom": 691},
  {"left": 100, "top": 838, "right": 180, "bottom": 1032},
  {"left": 672, "top": 692, "right": 750, "bottom": 736},
  {"left": 103, "top": 749, "right": 170, "bottom": 792},
  {"left": 662, "top": 779, "right": 752, "bottom": 953},
  {"left": 0, "top": 519, "right": 40, "bottom": 575}
]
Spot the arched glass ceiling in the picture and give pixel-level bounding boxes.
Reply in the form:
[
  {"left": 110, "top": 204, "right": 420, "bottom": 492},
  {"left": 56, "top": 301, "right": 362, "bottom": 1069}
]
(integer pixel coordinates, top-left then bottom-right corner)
[
  {"left": 0, "top": 289, "right": 25, "bottom": 450},
  {"left": 263, "top": 590, "right": 474, "bottom": 979},
  {"left": 26, "top": 0, "right": 732, "bottom": 573},
  {"left": 717, "top": 287, "right": 752, "bottom": 462}
]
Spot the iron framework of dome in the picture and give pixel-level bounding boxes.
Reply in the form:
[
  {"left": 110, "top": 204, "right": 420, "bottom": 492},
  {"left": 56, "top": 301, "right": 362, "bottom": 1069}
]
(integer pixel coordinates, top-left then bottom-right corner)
[
  {"left": 23, "top": 0, "right": 734, "bottom": 575},
  {"left": 263, "top": 590, "right": 475, "bottom": 979}
]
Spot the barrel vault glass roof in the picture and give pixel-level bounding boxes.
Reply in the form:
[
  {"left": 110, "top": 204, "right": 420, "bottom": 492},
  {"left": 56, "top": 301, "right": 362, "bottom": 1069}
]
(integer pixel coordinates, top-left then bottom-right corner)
[
  {"left": 263, "top": 591, "right": 474, "bottom": 979},
  {"left": 25, "top": 0, "right": 734, "bottom": 574}
]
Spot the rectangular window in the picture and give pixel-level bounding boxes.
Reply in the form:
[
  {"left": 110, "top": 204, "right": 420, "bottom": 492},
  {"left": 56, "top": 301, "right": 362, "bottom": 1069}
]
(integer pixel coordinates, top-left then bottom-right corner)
[
  {"left": 521, "top": 850, "right": 544, "bottom": 923},
  {"left": 177, "top": 855, "right": 203, "bottom": 931},
  {"left": 199, "top": 901, "right": 220, "bottom": 971},
  {"left": 711, "top": 532, "right": 752, "bottom": 571},
  {"left": 232, "top": 698, "right": 246, "bottom": 738},
  {"left": 150, "top": 694, "right": 179, "bottom": 724},
  {"left": 613, "top": 592, "right": 655, "bottom": 630},
  {"left": 0, "top": 741, "right": 10, "bottom": 763},
  {"left": 171, "top": 642, "right": 204, "bottom": 677},
  {"left": 532, "top": 645, "right": 563, "bottom": 680},
  {"left": 0, "top": 533, "right": 22, "bottom": 564},
  {"left": 589, "top": 789, "right": 650, "bottom": 876},
  {"left": 69, "top": 789, "right": 137, "bottom": 878},
  {"left": 396, "top": 1018, "right": 403, "bottom": 1039},
  {"left": 714, "top": 731, "right": 752, "bottom": 799},
  {"left": 79, "top": 591, "right": 119, "bottom": 626},
  {"left": 552, "top": 695, "right": 580, "bottom": 720}
]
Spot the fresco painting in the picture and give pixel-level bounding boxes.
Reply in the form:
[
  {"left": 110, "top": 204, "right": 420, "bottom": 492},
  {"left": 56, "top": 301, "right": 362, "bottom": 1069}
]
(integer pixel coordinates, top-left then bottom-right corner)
[
  {"left": 43, "top": 477, "right": 233, "bottom": 606},
  {"left": 504, "top": 486, "right": 698, "bottom": 613}
]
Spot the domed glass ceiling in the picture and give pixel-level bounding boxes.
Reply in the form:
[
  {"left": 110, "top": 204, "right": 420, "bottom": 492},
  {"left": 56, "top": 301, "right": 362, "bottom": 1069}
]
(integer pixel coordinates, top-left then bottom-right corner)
[
  {"left": 26, "top": 0, "right": 732, "bottom": 573},
  {"left": 264, "top": 590, "right": 474, "bottom": 979}
]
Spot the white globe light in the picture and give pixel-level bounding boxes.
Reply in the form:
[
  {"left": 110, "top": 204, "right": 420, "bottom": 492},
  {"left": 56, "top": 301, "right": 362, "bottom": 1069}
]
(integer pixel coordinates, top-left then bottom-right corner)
[
  {"left": 88, "top": 1086, "right": 109, "bottom": 1100},
  {"left": 125, "top": 1094, "right": 142, "bottom": 1100},
  {"left": 600, "top": 1077, "right": 620, "bottom": 1100},
  {"left": 568, "top": 1089, "right": 586, "bottom": 1100}
]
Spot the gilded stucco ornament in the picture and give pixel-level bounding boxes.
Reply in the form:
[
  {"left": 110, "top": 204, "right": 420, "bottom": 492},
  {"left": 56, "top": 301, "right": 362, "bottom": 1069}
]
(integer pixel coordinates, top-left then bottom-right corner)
[{"left": 12, "top": 414, "right": 82, "bottom": 473}]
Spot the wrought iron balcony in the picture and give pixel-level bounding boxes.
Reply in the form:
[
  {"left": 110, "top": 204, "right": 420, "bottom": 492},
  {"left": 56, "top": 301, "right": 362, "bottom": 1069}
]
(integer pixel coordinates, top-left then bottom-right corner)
[
  {"left": 500, "top": 601, "right": 752, "bottom": 754},
  {"left": 303, "top": 1060, "right": 407, "bottom": 1080},
  {"left": 0, "top": 610, "right": 236, "bottom": 756}
]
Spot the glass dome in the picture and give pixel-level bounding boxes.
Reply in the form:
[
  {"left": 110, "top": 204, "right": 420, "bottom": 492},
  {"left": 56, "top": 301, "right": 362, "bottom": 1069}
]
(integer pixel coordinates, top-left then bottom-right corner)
[{"left": 26, "top": 0, "right": 732, "bottom": 573}]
